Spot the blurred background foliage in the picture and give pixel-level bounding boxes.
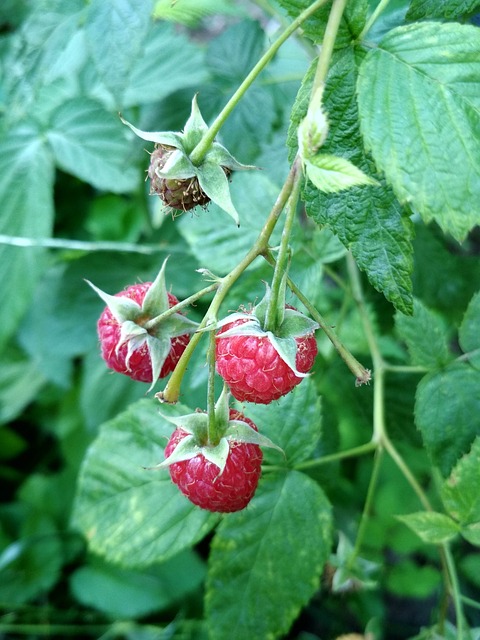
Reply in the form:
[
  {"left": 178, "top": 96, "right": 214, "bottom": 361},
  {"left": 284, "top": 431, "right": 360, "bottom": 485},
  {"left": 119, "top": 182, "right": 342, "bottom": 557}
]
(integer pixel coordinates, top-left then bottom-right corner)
[{"left": 0, "top": 0, "right": 479, "bottom": 639}]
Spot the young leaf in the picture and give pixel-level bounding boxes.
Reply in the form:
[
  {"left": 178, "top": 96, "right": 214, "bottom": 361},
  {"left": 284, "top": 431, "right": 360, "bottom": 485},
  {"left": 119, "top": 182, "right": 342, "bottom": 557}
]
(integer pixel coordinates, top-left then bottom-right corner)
[
  {"left": 357, "top": 22, "right": 480, "bottom": 241},
  {"left": 415, "top": 363, "right": 480, "bottom": 477},
  {"left": 396, "top": 512, "right": 459, "bottom": 545},
  {"left": 72, "top": 399, "right": 219, "bottom": 567},
  {"left": 395, "top": 298, "right": 452, "bottom": 369},
  {"left": 206, "top": 471, "right": 332, "bottom": 640},
  {"left": 305, "top": 154, "right": 378, "bottom": 193}
]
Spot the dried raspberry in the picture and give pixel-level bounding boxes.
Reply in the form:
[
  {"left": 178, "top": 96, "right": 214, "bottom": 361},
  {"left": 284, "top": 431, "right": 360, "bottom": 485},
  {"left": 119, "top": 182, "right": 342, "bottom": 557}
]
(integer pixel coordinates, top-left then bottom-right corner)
[
  {"left": 97, "top": 283, "right": 189, "bottom": 383},
  {"left": 165, "top": 410, "right": 263, "bottom": 513},
  {"left": 215, "top": 312, "right": 317, "bottom": 404}
]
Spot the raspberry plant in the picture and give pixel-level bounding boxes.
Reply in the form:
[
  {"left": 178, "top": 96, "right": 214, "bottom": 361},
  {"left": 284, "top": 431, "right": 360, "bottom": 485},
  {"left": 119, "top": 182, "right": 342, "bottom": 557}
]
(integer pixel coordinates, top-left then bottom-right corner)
[{"left": 1, "top": 1, "right": 480, "bottom": 639}]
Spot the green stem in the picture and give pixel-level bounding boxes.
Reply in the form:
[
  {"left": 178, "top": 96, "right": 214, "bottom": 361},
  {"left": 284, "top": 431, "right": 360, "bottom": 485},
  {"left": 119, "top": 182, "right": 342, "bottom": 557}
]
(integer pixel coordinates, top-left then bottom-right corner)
[
  {"left": 157, "top": 163, "right": 298, "bottom": 403},
  {"left": 295, "top": 441, "right": 377, "bottom": 471},
  {"left": 357, "top": 0, "right": 392, "bottom": 41},
  {"left": 348, "top": 447, "right": 384, "bottom": 568},
  {"left": 264, "top": 158, "right": 302, "bottom": 331},
  {"left": 311, "top": 0, "right": 349, "bottom": 90},
  {"left": 206, "top": 331, "right": 217, "bottom": 444},
  {"left": 189, "top": 0, "right": 331, "bottom": 165},
  {"left": 144, "top": 282, "right": 219, "bottom": 331},
  {"left": 0, "top": 624, "right": 110, "bottom": 636},
  {"left": 263, "top": 251, "right": 371, "bottom": 384},
  {"left": 384, "top": 364, "right": 429, "bottom": 374},
  {"left": 443, "top": 543, "right": 466, "bottom": 638}
]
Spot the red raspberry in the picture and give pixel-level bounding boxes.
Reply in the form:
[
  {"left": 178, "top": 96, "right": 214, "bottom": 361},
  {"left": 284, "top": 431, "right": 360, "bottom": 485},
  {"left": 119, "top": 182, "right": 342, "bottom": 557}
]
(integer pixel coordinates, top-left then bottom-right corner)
[
  {"left": 97, "top": 282, "right": 190, "bottom": 382},
  {"left": 165, "top": 410, "right": 263, "bottom": 513},
  {"left": 215, "top": 313, "right": 317, "bottom": 404}
]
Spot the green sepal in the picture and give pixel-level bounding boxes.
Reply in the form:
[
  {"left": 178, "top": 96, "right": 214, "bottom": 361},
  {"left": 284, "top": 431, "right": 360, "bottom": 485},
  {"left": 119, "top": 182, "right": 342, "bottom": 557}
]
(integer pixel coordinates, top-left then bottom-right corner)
[
  {"left": 155, "top": 149, "right": 196, "bottom": 180},
  {"left": 85, "top": 280, "right": 142, "bottom": 323},
  {"left": 120, "top": 116, "right": 183, "bottom": 148},
  {"left": 225, "top": 421, "right": 284, "bottom": 455},
  {"left": 182, "top": 94, "right": 209, "bottom": 153},
  {"left": 157, "top": 411, "right": 208, "bottom": 435},
  {"left": 268, "top": 334, "right": 308, "bottom": 378},
  {"left": 196, "top": 161, "right": 241, "bottom": 226},
  {"left": 208, "top": 141, "right": 257, "bottom": 171},
  {"left": 146, "top": 335, "right": 175, "bottom": 392},
  {"left": 142, "top": 258, "right": 170, "bottom": 318},
  {"left": 277, "top": 308, "right": 319, "bottom": 339}
]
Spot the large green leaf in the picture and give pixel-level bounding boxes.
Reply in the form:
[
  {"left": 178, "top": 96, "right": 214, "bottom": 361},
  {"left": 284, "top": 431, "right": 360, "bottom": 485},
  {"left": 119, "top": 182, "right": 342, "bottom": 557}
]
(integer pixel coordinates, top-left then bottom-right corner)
[
  {"left": 395, "top": 299, "right": 452, "bottom": 369},
  {"left": 85, "top": 0, "right": 152, "bottom": 106},
  {"left": 441, "top": 436, "right": 480, "bottom": 525},
  {"left": 70, "top": 550, "right": 205, "bottom": 619},
  {"left": 407, "top": 0, "right": 480, "bottom": 20},
  {"left": 123, "top": 22, "right": 207, "bottom": 108},
  {"left": 0, "top": 347, "right": 46, "bottom": 424},
  {"left": 415, "top": 363, "right": 480, "bottom": 477},
  {"left": 289, "top": 49, "right": 413, "bottom": 314},
  {"left": 72, "top": 399, "right": 219, "bottom": 567},
  {"left": 46, "top": 98, "right": 138, "bottom": 192},
  {"left": 206, "top": 471, "right": 332, "bottom": 640},
  {"left": 0, "top": 122, "right": 54, "bottom": 347},
  {"left": 357, "top": 22, "right": 480, "bottom": 241},
  {"left": 153, "top": 0, "right": 241, "bottom": 26},
  {"left": 242, "top": 376, "right": 322, "bottom": 466}
]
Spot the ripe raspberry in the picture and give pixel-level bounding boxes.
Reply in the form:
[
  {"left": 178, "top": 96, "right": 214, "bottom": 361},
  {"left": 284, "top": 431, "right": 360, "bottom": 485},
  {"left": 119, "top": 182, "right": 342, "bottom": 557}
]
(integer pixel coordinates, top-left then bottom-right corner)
[
  {"left": 97, "top": 282, "right": 189, "bottom": 383},
  {"left": 216, "top": 311, "right": 317, "bottom": 404},
  {"left": 165, "top": 410, "right": 263, "bottom": 513}
]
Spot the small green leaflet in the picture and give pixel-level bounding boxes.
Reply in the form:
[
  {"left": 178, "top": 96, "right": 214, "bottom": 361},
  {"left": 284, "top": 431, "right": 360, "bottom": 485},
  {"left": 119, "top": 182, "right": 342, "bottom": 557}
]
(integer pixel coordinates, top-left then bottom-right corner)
[
  {"left": 397, "top": 512, "right": 460, "bottom": 545},
  {"left": 304, "top": 154, "right": 378, "bottom": 193}
]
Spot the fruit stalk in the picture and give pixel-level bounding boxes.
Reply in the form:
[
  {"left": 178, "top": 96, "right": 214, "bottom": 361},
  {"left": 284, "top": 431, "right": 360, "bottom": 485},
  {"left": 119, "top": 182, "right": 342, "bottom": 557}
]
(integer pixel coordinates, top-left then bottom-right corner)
[{"left": 189, "top": 0, "right": 331, "bottom": 166}]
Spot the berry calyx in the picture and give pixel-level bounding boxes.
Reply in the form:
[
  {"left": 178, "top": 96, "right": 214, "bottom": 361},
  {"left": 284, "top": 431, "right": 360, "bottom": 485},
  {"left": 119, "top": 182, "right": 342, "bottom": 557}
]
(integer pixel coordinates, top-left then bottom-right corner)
[
  {"left": 121, "top": 95, "right": 255, "bottom": 224},
  {"left": 87, "top": 259, "right": 198, "bottom": 388},
  {"left": 152, "top": 387, "right": 282, "bottom": 512}
]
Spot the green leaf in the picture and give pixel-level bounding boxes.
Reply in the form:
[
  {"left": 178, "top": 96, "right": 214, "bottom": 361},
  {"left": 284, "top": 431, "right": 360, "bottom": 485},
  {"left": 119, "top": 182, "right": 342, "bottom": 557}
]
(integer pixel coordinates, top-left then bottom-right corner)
[
  {"left": 47, "top": 98, "right": 138, "bottom": 192},
  {"left": 0, "top": 347, "right": 46, "bottom": 423},
  {"left": 395, "top": 298, "right": 452, "bottom": 369},
  {"left": 396, "top": 512, "right": 459, "bottom": 544},
  {"left": 305, "top": 154, "right": 378, "bottom": 193},
  {"left": 357, "top": 22, "right": 480, "bottom": 241},
  {"left": 459, "top": 291, "right": 480, "bottom": 370},
  {"left": 461, "top": 522, "right": 480, "bottom": 546},
  {"left": 0, "top": 122, "right": 54, "bottom": 348},
  {"left": 442, "top": 436, "right": 480, "bottom": 525},
  {"left": 0, "top": 512, "right": 63, "bottom": 605},
  {"left": 85, "top": 0, "right": 152, "bottom": 106},
  {"left": 70, "top": 550, "right": 205, "bottom": 619},
  {"left": 206, "top": 472, "right": 332, "bottom": 640},
  {"left": 179, "top": 171, "right": 283, "bottom": 274},
  {"left": 72, "top": 399, "right": 219, "bottom": 567},
  {"left": 415, "top": 363, "right": 480, "bottom": 477},
  {"left": 123, "top": 22, "right": 207, "bottom": 108},
  {"left": 242, "top": 376, "right": 322, "bottom": 466},
  {"left": 385, "top": 561, "right": 441, "bottom": 599},
  {"left": 153, "top": 0, "right": 241, "bottom": 26},
  {"left": 291, "top": 49, "right": 413, "bottom": 314},
  {"left": 407, "top": 0, "right": 480, "bottom": 20}
]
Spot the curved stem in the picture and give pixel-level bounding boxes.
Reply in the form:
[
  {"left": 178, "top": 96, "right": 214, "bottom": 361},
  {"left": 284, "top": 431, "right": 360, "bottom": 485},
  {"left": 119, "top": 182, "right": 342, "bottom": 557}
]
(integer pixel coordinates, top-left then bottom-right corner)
[
  {"left": 348, "top": 446, "right": 384, "bottom": 568},
  {"left": 358, "top": 0, "right": 393, "bottom": 41},
  {"left": 144, "top": 282, "right": 219, "bottom": 331},
  {"left": 189, "top": 0, "right": 330, "bottom": 165},
  {"left": 265, "top": 157, "right": 302, "bottom": 331},
  {"left": 311, "top": 0, "right": 349, "bottom": 90},
  {"left": 443, "top": 542, "right": 466, "bottom": 638},
  {"left": 295, "top": 441, "right": 377, "bottom": 471}
]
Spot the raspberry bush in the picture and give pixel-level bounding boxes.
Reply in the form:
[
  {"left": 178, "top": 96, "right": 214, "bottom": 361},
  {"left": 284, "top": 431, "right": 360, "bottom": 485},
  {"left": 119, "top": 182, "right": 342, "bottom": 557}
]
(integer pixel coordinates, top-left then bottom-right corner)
[{"left": 1, "top": 1, "right": 480, "bottom": 639}]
